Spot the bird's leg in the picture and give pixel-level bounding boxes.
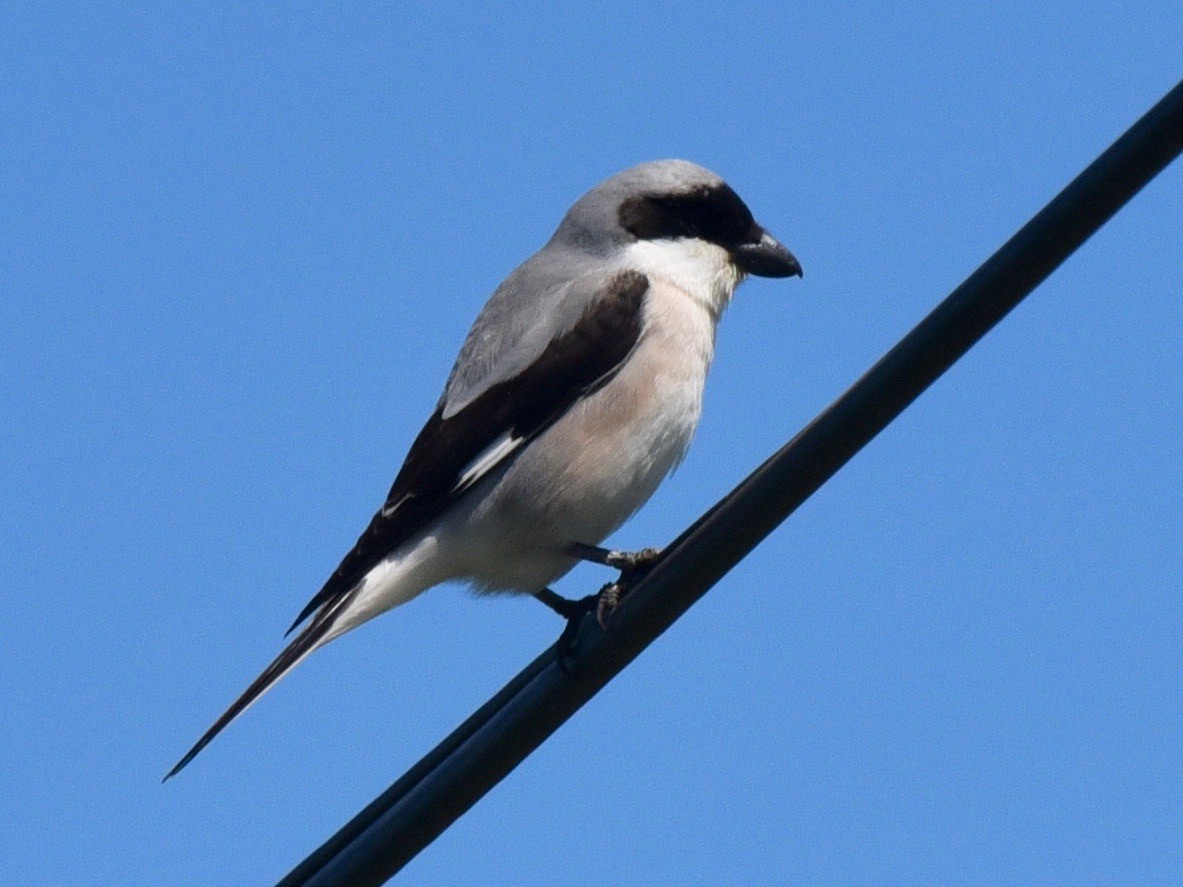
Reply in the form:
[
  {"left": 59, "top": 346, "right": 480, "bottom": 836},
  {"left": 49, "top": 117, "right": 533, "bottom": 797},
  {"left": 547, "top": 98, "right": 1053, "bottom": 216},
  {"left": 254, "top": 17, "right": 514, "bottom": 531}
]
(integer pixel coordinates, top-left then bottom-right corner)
[
  {"left": 534, "top": 588, "right": 598, "bottom": 674},
  {"left": 533, "top": 587, "right": 590, "bottom": 621},
  {"left": 569, "top": 542, "right": 662, "bottom": 601},
  {"left": 567, "top": 542, "right": 663, "bottom": 628},
  {"left": 568, "top": 542, "right": 663, "bottom": 575}
]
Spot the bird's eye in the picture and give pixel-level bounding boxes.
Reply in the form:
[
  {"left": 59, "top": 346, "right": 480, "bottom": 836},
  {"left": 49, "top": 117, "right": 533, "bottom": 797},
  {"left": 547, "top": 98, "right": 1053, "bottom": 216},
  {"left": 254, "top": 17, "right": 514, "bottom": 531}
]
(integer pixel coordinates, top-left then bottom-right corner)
[{"left": 618, "top": 195, "right": 692, "bottom": 240}]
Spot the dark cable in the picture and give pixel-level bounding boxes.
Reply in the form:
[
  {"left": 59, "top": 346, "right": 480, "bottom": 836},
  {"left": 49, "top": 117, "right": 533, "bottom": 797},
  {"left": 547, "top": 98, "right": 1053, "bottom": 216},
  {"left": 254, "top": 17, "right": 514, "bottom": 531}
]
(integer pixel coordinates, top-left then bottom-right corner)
[{"left": 278, "top": 78, "right": 1183, "bottom": 887}]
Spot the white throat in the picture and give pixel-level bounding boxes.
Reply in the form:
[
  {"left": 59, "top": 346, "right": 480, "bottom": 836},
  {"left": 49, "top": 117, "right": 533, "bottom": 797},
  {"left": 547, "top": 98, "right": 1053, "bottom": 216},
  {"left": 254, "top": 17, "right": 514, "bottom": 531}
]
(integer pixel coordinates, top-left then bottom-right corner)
[{"left": 621, "top": 238, "right": 744, "bottom": 320}]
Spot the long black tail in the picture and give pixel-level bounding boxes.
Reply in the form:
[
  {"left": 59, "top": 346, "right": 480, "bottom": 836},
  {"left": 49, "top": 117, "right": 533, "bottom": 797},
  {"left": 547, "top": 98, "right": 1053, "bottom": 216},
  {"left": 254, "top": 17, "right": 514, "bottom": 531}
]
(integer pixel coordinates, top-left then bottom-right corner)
[{"left": 163, "top": 591, "right": 355, "bottom": 781}]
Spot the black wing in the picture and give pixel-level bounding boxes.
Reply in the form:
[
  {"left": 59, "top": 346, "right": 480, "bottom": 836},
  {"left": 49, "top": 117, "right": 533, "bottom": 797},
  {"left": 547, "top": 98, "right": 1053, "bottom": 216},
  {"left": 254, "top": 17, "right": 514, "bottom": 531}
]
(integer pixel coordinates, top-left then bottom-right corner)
[{"left": 286, "top": 269, "right": 649, "bottom": 633}]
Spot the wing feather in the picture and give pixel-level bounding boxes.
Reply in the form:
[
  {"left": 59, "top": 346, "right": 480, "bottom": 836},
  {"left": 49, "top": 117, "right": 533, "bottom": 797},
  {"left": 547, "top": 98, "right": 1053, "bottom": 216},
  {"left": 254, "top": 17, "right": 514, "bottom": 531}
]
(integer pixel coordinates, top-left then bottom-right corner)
[
  {"left": 286, "top": 269, "right": 649, "bottom": 634},
  {"left": 169, "top": 270, "right": 649, "bottom": 777}
]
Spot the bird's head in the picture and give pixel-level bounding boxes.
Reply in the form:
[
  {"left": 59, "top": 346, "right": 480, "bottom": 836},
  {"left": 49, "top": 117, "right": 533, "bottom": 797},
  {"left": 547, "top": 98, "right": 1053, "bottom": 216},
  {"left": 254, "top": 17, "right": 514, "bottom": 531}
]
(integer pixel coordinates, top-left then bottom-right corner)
[
  {"left": 556, "top": 156, "right": 804, "bottom": 276},
  {"left": 552, "top": 160, "right": 800, "bottom": 316}
]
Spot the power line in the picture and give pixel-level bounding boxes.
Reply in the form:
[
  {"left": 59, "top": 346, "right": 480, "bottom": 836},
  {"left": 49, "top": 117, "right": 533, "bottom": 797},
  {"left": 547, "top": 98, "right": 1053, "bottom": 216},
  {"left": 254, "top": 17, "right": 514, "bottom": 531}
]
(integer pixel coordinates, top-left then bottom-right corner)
[{"left": 278, "top": 77, "right": 1183, "bottom": 887}]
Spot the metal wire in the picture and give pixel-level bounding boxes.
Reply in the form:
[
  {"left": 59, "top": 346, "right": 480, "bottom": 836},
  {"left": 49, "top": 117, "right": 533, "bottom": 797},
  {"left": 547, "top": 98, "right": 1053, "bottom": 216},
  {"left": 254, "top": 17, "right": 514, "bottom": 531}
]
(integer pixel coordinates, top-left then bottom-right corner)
[{"left": 278, "top": 77, "right": 1183, "bottom": 887}]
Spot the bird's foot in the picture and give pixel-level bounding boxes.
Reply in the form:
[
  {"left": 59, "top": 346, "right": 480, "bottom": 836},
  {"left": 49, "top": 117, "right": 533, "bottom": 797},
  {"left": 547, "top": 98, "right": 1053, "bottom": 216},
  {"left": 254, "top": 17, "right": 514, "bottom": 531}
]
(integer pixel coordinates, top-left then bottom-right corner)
[
  {"left": 537, "top": 547, "right": 662, "bottom": 674},
  {"left": 553, "top": 595, "right": 597, "bottom": 674},
  {"left": 535, "top": 578, "right": 638, "bottom": 675},
  {"left": 535, "top": 588, "right": 595, "bottom": 674},
  {"left": 568, "top": 543, "right": 662, "bottom": 586},
  {"left": 595, "top": 581, "right": 621, "bottom": 628}
]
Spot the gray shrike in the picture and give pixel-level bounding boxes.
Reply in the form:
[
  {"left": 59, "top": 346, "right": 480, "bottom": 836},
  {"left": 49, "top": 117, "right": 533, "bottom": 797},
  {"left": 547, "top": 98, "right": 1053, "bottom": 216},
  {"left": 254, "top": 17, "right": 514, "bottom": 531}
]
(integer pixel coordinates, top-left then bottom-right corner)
[{"left": 166, "top": 160, "right": 801, "bottom": 779}]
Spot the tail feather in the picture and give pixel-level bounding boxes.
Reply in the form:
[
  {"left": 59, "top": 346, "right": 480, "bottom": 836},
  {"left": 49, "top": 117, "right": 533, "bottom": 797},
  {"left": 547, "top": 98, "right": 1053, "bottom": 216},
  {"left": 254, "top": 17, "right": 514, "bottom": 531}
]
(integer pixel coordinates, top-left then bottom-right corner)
[
  {"left": 163, "top": 591, "right": 355, "bottom": 781},
  {"left": 285, "top": 588, "right": 326, "bottom": 637}
]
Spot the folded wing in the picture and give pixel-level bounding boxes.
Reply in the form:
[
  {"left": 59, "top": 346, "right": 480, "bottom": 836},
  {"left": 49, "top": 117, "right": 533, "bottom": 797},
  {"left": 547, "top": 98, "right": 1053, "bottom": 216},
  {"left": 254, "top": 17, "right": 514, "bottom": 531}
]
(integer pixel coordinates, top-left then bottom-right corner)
[{"left": 164, "top": 269, "right": 648, "bottom": 779}]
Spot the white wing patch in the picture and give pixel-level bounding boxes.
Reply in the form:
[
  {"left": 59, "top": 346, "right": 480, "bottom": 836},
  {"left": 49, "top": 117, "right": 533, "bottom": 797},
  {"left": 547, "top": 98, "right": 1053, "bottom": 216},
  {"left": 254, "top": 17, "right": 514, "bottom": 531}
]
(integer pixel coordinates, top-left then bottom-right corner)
[
  {"left": 454, "top": 430, "right": 523, "bottom": 493},
  {"left": 380, "top": 493, "right": 412, "bottom": 518}
]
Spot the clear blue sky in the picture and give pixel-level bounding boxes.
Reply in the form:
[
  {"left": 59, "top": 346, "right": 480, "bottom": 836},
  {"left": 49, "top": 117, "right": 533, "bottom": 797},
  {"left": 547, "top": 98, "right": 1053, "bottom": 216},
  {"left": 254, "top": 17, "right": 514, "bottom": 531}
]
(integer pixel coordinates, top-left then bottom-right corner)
[{"left": 3, "top": 4, "right": 1181, "bottom": 884}]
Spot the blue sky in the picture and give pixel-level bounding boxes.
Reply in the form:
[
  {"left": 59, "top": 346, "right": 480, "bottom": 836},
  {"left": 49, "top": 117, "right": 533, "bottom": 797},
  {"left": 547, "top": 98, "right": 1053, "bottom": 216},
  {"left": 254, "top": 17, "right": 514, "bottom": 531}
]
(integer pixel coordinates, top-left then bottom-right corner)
[{"left": 3, "top": 3, "right": 1181, "bottom": 884}]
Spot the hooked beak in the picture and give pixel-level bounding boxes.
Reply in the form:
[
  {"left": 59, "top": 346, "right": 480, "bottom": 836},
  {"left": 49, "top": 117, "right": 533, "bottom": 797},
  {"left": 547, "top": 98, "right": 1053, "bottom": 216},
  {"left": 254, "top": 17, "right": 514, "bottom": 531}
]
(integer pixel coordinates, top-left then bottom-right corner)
[{"left": 732, "top": 226, "right": 802, "bottom": 279}]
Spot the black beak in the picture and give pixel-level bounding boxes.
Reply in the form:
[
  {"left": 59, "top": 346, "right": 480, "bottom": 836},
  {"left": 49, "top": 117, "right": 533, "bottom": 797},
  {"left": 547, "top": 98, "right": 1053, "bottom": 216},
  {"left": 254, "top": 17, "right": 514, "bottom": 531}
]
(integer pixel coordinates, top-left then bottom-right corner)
[{"left": 733, "top": 227, "right": 802, "bottom": 279}]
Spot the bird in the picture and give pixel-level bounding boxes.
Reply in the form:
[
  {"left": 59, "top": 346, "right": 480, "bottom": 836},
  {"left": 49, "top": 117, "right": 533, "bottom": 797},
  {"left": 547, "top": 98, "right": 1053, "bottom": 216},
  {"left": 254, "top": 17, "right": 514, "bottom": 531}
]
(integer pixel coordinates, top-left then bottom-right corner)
[{"left": 165, "top": 159, "right": 801, "bottom": 780}]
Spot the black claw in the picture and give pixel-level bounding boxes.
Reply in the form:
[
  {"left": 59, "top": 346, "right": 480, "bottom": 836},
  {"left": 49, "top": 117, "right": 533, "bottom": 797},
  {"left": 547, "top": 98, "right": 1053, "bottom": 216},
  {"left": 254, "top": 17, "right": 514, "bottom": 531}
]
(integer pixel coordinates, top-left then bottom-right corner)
[{"left": 595, "top": 582, "right": 622, "bottom": 628}]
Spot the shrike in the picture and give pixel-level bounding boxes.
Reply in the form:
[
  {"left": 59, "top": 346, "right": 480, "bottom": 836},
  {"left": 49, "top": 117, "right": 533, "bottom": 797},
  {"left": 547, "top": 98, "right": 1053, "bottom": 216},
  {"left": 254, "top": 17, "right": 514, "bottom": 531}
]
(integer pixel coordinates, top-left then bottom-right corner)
[{"left": 166, "top": 160, "right": 801, "bottom": 779}]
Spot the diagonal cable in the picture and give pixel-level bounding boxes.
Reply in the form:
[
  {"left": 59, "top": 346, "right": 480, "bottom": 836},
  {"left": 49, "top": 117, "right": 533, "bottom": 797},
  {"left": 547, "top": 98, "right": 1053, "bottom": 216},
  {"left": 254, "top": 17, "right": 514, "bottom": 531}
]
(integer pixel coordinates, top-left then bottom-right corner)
[{"left": 278, "top": 77, "right": 1183, "bottom": 887}]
